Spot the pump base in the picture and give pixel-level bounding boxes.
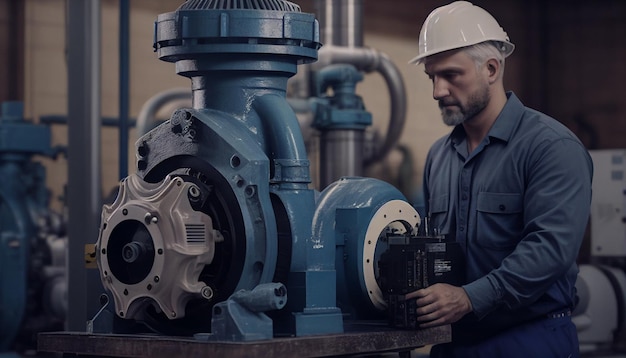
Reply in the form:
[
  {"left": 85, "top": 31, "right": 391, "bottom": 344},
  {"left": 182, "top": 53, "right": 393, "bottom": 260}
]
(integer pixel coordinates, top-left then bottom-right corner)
[{"left": 39, "top": 325, "right": 450, "bottom": 357}]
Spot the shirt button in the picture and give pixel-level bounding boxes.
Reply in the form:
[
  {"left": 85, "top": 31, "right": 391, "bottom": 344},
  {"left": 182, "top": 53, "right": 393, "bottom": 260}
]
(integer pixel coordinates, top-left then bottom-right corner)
[
  {"left": 462, "top": 195, "right": 468, "bottom": 200},
  {"left": 459, "top": 227, "right": 465, "bottom": 232},
  {"left": 499, "top": 204, "right": 506, "bottom": 211}
]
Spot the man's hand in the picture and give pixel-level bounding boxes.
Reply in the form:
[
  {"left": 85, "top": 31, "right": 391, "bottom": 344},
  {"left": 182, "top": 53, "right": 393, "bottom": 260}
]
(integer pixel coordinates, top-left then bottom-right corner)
[{"left": 404, "top": 283, "right": 473, "bottom": 328}]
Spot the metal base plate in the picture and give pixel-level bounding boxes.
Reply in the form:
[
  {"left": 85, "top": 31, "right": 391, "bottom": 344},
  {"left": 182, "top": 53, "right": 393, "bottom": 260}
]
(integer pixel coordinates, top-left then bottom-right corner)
[{"left": 38, "top": 325, "right": 450, "bottom": 357}]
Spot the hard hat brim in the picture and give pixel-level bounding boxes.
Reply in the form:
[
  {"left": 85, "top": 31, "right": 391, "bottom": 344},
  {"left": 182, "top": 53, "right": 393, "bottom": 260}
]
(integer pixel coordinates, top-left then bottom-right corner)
[{"left": 408, "top": 40, "right": 515, "bottom": 65}]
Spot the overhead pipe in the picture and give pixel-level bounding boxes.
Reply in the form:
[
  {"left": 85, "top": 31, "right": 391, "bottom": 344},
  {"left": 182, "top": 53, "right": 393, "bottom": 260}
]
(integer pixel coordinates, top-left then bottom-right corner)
[{"left": 318, "top": 0, "right": 364, "bottom": 48}]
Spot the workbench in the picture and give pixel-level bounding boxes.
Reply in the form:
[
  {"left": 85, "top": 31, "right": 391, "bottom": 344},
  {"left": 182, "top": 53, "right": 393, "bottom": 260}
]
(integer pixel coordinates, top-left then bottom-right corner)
[{"left": 38, "top": 325, "right": 450, "bottom": 357}]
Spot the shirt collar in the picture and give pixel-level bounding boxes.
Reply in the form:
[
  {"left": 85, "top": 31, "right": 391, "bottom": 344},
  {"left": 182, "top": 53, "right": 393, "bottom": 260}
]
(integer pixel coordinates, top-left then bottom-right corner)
[{"left": 446, "top": 91, "right": 524, "bottom": 146}]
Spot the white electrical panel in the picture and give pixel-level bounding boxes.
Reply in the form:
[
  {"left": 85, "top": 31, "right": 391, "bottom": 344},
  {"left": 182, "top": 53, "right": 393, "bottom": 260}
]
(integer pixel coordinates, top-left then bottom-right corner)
[{"left": 589, "top": 149, "right": 626, "bottom": 257}]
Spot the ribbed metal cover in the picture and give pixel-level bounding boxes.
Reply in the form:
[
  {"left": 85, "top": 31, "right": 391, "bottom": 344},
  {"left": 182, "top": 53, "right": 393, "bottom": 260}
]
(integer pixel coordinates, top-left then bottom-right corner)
[{"left": 178, "top": 0, "right": 301, "bottom": 11}]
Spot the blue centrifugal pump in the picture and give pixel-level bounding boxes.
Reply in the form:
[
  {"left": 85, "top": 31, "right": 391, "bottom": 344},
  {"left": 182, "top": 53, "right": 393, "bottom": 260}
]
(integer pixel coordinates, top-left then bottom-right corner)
[
  {"left": 92, "top": 0, "right": 423, "bottom": 340},
  {"left": 0, "top": 102, "right": 67, "bottom": 355}
]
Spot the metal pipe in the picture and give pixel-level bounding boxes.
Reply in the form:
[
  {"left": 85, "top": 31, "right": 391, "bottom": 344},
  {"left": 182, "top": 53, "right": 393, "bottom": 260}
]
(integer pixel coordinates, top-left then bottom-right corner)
[
  {"left": 66, "top": 0, "right": 101, "bottom": 332},
  {"left": 320, "top": 130, "right": 364, "bottom": 187},
  {"left": 7, "top": 0, "right": 25, "bottom": 101},
  {"left": 316, "top": 0, "right": 363, "bottom": 47},
  {"left": 314, "top": 0, "right": 366, "bottom": 186},
  {"left": 339, "top": 0, "right": 364, "bottom": 48},
  {"left": 40, "top": 114, "right": 137, "bottom": 128},
  {"left": 136, "top": 88, "right": 190, "bottom": 136},
  {"left": 370, "top": 52, "right": 407, "bottom": 163},
  {"left": 254, "top": 94, "right": 309, "bottom": 165},
  {"left": 315, "top": 46, "right": 407, "bottom": 164},
  {"left": 312, "top": 64, "right": 369, "bottom": 188},
  {"left": 118, "top": 0, "right": 129, "bottom": 179},
  {"left": 311, "top": 0, "right": 407, "bottom": 180}
]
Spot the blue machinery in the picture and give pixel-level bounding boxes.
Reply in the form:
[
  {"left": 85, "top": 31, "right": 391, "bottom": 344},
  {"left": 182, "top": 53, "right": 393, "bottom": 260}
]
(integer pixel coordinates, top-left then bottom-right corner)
[
  {"left": 0, "top": 102, "right": 67, "bottom": 356},
  {"left": 0, "top": 101, "right": 41, "bottom": 352},
  {"left": 88, "top": 0, "right": 422, "bottom": 343}
]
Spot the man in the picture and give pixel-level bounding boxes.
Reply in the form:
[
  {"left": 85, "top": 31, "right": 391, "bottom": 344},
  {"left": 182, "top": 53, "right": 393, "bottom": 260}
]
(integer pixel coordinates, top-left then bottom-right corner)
[{"left": 405, "top": 1, "right": 592, "bottom": 357}]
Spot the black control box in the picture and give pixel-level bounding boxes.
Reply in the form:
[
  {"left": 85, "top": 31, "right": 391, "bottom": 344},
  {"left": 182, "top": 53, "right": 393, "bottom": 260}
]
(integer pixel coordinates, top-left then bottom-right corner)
[{"left": 378, "top": 235, "right": 465, "bottom": 329}]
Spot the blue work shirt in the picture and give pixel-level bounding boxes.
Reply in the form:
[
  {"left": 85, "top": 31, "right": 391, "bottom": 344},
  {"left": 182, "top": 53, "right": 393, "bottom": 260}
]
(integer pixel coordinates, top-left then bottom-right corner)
[{"left": 423, "top": 92, "right": 592, "bottom": 338}]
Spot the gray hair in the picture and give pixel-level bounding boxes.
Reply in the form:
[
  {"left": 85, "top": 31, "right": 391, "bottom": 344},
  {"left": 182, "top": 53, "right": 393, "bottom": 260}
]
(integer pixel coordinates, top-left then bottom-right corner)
[{"left": 463, "top": 41, "right": 506, "bottom": 79}]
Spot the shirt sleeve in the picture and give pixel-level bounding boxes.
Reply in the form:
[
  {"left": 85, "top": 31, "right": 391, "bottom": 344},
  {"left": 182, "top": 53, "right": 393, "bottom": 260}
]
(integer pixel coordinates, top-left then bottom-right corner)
[{"left": 463, "top": 136, "right": 593, "bottom": 318}]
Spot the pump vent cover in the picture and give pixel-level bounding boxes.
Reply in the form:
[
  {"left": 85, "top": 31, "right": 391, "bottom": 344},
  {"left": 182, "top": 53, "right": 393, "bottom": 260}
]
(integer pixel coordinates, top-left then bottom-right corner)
[{"left": 178, "top": 0, "right": 301, "bottom": 11}]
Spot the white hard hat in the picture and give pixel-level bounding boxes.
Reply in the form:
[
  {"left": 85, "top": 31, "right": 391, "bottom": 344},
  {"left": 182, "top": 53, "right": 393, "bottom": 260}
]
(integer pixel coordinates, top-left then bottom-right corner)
[{"left": 409, "top": 1, "right": 514, "bottom": 64}]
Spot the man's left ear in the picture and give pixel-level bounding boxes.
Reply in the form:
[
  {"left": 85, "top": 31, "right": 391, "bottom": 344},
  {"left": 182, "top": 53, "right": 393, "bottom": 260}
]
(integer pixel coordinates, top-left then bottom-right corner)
[{"left": 486, "top": 59, "right": 499, "bottom": 83}]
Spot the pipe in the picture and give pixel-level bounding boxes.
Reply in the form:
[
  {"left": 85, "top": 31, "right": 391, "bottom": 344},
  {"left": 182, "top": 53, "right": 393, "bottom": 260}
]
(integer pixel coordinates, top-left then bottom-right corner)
[
  {"left": 136, "top": 87, "right": 191, "bottom": 136},
  {"left": 312, "top": 64, "right": 369, "bottom": 188},
  {"left": 312, "top": 0, "right": 407, "bottom": 166},
  {"left": 40, "top": 114, "right": 137, "bottom": 128},
  {"left": 253, "top": 94, "right": 311, "bottom": 187},
  {"left": 66, "top": 0, "right": 102, "bottom": 332},
  {"left": 317, "top": 0, "right": 363, "bottom": 47},
  {"left": 315, "top": 45, "right": 407, "bottom": 164},
  {"left": 371, "top": 51, "right": 407, "bottom": 163},
  {"left": 118, "top": 0, "right": 129, "bottom": 179},
  {"left": 7, "top": 0, "right": 25, "bottom": 101},
  {"left": 320, "top": 130, "right": 364, "bottom": 187}
]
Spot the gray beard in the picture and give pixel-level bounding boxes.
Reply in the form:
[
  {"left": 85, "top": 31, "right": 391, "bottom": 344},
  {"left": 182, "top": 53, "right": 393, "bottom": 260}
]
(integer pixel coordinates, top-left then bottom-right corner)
[{"left": 440, "top": 86, "right": 490, "bottom": 127}]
